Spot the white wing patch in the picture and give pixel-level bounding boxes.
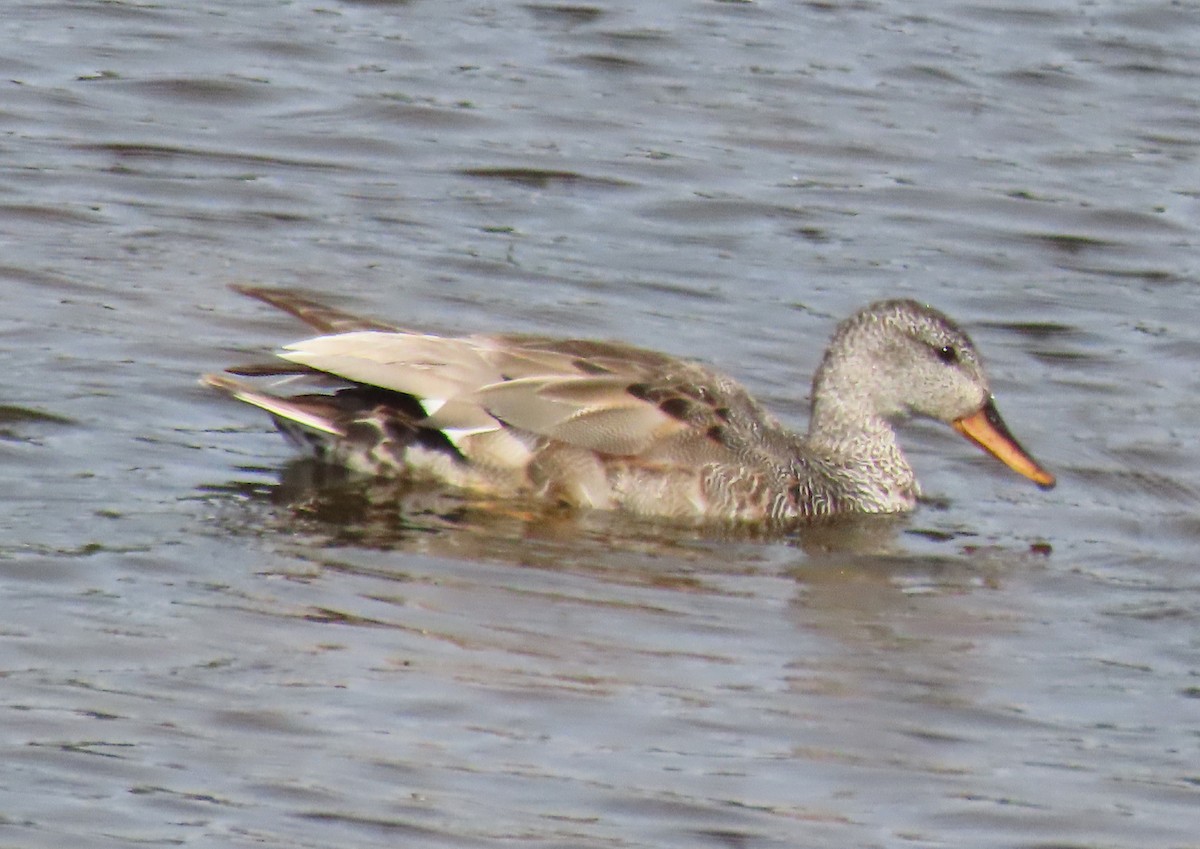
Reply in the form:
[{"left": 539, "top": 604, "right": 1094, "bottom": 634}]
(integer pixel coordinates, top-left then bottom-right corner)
[{"left": 418, "top": 398, "right": 447, "bottom": 417}]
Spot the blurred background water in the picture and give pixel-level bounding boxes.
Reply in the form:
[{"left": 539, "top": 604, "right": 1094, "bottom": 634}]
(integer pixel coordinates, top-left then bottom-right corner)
[{"left": 1, "top": 1, "right": 1198, "bottom": 847}]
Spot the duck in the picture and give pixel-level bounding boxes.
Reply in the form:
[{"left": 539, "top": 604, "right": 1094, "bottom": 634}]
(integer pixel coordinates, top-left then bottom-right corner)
[{"left": 203, "top": 287, "right": 1054, "bottom": 522}]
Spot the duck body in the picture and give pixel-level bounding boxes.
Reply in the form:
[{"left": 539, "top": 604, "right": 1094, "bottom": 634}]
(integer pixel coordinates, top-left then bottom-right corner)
[{"left": 204, "top": 289, "right": 1054, "bottom": 523}]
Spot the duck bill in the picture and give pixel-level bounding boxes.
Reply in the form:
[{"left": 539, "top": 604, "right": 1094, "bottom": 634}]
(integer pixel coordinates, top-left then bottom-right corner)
[{"left": 953, "top": 398, "right": 1056, "bottom": 490}]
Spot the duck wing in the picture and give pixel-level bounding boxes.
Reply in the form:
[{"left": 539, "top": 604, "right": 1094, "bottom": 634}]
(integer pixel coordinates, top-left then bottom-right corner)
[{"left": 276, "top": 330, "right": 774, "bottom": 461}]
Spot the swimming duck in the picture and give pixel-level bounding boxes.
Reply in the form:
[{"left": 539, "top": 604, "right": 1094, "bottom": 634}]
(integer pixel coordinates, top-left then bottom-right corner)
[{"left": 204, "top": 287, "right": 1054, "bottom": 522}]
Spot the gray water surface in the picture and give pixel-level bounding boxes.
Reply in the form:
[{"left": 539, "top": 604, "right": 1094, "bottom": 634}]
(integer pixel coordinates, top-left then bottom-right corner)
[{"left": 2, "top": 1, "right": 1199, "bottom": 847}]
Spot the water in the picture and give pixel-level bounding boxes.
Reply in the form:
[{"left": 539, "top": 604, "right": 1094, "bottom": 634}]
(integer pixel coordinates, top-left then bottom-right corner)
[{"left": 2, "top": 1, "right": 1198, "bottom": 846}]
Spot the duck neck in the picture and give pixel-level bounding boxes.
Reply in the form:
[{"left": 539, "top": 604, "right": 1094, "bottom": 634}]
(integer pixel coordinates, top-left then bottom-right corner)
[
  {"left": 807, "top": 398, "right": 904, "bottom": 463},
  {"left": 804, "top": 369, "right": 918, "bottom": 511}
]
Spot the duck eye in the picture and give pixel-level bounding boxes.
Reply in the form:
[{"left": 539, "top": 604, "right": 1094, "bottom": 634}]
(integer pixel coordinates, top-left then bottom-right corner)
[{"left": 936, "top": 345, "right": 958, "bottom": 364}]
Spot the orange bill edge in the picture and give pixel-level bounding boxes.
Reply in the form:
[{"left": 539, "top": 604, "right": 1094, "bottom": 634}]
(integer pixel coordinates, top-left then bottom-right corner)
[{"left": 953, "top": 398, "right": 1056, "bottom": 490}]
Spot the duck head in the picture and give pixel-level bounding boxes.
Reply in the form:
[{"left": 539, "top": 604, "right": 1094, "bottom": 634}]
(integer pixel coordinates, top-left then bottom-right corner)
[{"left": 811, "top": 299, "right": 1055, "bottom": 490}]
